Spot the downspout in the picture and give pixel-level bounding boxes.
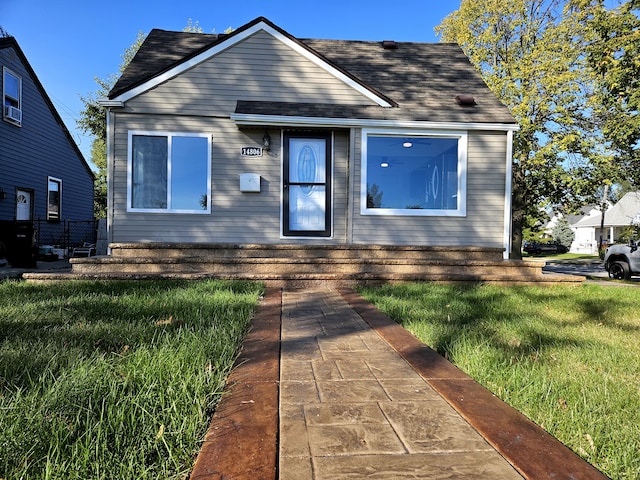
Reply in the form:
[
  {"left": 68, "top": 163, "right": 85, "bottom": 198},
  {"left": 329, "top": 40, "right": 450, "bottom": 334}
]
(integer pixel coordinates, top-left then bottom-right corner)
[
  {"left": 106, "top": 108, "right": 114, "bottom": 253},
  {"left": 98, "top": 99, "right": 124, "bottom": 254},
  {"left": 503, "top": 130, "right": 514, "bottom": 260},
  {"left": 346, "top": 128, "right": 355, "bottom": 244}
]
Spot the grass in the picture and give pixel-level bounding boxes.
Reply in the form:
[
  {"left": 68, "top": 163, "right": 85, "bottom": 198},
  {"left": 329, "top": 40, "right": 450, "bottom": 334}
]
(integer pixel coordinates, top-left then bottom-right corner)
[
  {"left": 0, "top": 279, "right": 263, "bottom": 480},
  {"left": 358, "top": 282, "right": 640, "bottom": 480},
  {"left": 522, "top": 252, "right": 600, "bottom": 261}
]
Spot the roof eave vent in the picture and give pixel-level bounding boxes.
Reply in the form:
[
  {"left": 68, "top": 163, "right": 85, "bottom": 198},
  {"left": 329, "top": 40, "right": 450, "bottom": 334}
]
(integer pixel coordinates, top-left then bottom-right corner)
[
  {"left": 455, "top": 94, "right": 476, "bottom": 106},
  {"left": 382, "top": 40, "right": 397, "bottom": 50}
]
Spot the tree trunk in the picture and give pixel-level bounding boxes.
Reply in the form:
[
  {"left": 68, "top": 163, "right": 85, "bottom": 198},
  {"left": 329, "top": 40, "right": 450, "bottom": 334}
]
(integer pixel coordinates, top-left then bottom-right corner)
[
  {"left": 598, "top": 184, "right": 608, "bottom": 253},
  {"left": 510, "top": 182, "right": 525, "bottom": 260}
]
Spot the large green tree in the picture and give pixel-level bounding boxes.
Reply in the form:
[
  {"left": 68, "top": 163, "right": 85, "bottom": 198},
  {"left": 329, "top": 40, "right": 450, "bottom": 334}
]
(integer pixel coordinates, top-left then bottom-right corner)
[
  {"left": 437, "top": 0, "right": 604, "bottom": 258},
  {"left": 587, "top": 0, "right": 640, "bottom": 186}
]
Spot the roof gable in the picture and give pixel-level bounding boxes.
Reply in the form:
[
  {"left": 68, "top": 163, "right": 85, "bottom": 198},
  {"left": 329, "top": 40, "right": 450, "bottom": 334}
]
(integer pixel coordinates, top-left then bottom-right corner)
[
  {"left": 575, "top": 192, "right": 640, "bottom": 227},
  {"left": 109, "top": 17, "right": 394, "bottom": 107}
]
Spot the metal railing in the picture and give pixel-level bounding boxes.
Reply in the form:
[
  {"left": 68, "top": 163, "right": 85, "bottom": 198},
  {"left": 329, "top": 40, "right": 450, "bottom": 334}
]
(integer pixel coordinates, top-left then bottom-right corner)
[{"left": 34, "top": 219, "right": 98, "bottom": 258}]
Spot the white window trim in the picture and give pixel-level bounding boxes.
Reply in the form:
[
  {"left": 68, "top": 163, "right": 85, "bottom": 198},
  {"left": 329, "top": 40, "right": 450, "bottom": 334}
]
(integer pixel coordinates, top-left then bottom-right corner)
[
  {"left": 47, "top": 176, "right": 62, "bottom": 221},
  {"left": 127, "top": 131, "right": 212, "bottom": 214},
  {"left": 3, "top": 67, "right": 22, "bottom": 125},
  {"left": 360, "top": 128, "right": 467, "bottom": 217}
]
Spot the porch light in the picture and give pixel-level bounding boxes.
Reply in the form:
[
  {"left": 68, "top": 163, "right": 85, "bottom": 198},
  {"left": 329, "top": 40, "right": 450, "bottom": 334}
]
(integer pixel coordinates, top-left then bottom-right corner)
[
  {"left": 262, "top": 131, "right": 271, "bottom": 151},
  {"left": 380, "top": 162, "right": 389, "bottom": 168},
  {"left": 402, "top": 140, "right": 413, "bottom": 148}
]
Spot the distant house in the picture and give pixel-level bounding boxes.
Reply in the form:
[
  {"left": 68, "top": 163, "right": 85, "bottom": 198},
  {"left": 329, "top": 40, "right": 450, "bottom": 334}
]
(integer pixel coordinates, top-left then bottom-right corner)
[
  {"left": 0, "top": 36, "right": 94, "bottom": 265},
  {"left": 100, "top": 17, "right": 518, "bottom": 259},
  {"left": 572, "top": 192, "right": 640, "bottom": 252}
]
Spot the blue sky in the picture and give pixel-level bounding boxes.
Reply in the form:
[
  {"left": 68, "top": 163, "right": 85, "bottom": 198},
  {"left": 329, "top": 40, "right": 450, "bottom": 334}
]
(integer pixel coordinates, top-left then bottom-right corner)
[{"left": 1, "top": 1, "right": 459, "bottom": 166}]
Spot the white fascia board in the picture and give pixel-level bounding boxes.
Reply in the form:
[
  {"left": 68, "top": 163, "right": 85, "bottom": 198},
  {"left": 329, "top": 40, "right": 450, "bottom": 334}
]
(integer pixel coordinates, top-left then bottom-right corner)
[
  {"left": 231, "top": 112, "right": 520, "bottom": 132},
  {"left": 111, "top": 21, "right": 392, "bottom": 107},
  {"left": 98, "top": 99, "right": 124, "bottom": 107}
]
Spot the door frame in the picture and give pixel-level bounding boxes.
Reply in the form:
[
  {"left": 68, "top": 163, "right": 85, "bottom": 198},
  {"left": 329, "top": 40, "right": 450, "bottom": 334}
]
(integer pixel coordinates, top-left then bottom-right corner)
[
  {"left": 282, "top": 132, "right": 333, "bottom": 238},
  {"left": 15, "top": 188, "right": 33, "bottom": 221}
]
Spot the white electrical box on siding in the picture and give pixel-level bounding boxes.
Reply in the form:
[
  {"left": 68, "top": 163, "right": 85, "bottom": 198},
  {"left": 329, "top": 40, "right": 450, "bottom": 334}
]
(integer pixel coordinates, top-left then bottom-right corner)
[{"left": 239, "top": 173, "right": 261, "bottom": 192}]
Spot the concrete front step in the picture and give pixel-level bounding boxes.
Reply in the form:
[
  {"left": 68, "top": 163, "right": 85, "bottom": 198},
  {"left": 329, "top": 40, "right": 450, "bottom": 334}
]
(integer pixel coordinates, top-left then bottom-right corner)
[
  {"left": 108, "top": 243, "right": 506, "bottom": 262},
  {"left": 23, "top": 270, "right": 582, "bottom": 286},
  {"left": 69, "top": 256, "right": 546, "bottom": 277},
  {"left": 22, "top": 243, "right": 584, "bottom": 285}
]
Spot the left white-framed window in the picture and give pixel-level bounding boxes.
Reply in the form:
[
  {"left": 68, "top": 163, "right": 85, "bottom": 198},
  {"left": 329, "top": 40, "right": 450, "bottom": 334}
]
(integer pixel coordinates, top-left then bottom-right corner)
[
  {"left": 127, "top": 131, "right": 212, "bottom": 213},
  {"left": 360, "top": 128, "right": 467, "bottom": 217},
  {"left": 47, "top": 176, "right": 62, "bottom": 221},
  {"left": 3, "top": 67, "right": 22, "bottom": 126}
]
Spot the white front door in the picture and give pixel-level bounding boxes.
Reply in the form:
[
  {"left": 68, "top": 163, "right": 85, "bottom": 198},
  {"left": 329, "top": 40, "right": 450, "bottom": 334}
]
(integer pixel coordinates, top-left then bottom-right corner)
[
  {"left": 16, "top": 189, "right": 32, "bottom": 220},
  {"left": 283, "top": 134, "right": 332, "bottom": 237}
]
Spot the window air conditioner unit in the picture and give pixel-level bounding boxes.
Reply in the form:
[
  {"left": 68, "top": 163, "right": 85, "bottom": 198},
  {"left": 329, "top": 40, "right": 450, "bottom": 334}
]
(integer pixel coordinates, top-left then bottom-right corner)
[{"left": 4, "top": 105, "right": 22, "bottom": 123}]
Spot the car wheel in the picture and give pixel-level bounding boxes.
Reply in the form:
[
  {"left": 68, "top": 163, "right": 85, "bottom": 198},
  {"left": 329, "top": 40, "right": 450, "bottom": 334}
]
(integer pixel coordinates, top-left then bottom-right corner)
[{"left": 608, "top": 261, "right": 631, "bottom": 280}]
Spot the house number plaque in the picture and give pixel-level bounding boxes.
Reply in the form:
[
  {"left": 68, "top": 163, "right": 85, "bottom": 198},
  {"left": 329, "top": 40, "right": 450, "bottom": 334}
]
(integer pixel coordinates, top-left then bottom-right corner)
[{"left": 241, "top": 147, "right": 263, "bottom": 157}]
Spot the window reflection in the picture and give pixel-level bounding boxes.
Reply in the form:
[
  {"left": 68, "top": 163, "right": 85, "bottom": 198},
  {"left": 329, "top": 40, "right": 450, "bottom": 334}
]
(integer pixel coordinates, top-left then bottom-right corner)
[
  {"left": 47, "top": 177, "right": 62, "bottom": 221},
  {"left": 171, "top": 136, "right": 209, "bottom": 210},
  {"left": 130, "top": 133, "right": 210, "bottom": 212},
  {"left": 366, "top": 136, "right": 459, "bottom": 211}
]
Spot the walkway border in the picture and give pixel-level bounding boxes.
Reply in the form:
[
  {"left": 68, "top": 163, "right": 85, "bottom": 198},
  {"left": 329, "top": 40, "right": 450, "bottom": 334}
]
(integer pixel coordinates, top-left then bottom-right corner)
[{"left": 190, "top": 287, "right": 281, "bottom": 480}]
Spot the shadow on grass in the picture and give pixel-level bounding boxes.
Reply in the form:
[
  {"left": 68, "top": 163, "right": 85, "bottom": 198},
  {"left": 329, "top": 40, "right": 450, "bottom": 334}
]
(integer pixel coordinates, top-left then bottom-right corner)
[
  {"left": 358, "top": 283, "right": 640, "bottom": 366},
  {"left": 0, "top": 279, "right": 259, "bottom": 391}
]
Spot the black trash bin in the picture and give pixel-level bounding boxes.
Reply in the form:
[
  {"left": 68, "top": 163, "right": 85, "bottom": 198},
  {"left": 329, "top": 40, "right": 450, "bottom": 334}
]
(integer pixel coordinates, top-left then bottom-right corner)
[{"left": 0, "top": 221, "right": 37, "bottom": 268}]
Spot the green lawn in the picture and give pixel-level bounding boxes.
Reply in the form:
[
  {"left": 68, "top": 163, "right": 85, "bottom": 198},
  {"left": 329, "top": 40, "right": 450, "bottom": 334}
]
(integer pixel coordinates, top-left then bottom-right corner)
[
  {"left": 358, "top": 282, "right": 640, "bottom": 480},
  {"left": 0, "top": 279, "right": 262, "bottom": 480}
]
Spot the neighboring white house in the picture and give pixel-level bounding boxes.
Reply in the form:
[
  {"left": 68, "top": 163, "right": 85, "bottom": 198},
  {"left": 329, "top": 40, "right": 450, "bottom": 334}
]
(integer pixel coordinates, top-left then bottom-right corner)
[{"left": 571, "top": 192, "right": 640, "bottom": 253}]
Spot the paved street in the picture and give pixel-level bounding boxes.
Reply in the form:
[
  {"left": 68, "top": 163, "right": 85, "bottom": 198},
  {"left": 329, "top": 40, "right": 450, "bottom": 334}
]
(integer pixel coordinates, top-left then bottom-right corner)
[{"left": 543, "top": 259, "right": 640, "bottom": 283}]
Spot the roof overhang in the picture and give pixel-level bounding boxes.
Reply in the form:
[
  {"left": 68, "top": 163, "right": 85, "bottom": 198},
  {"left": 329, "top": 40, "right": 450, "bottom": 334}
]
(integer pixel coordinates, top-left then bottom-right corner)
[{"left": 231, "top": 112, "right": 520, "bottom": 132}]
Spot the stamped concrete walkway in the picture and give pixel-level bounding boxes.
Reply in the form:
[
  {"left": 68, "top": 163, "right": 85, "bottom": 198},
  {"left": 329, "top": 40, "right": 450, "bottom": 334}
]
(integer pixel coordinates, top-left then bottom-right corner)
[{"left": 191, "top": 287, "right": 609, "bottom": 480}]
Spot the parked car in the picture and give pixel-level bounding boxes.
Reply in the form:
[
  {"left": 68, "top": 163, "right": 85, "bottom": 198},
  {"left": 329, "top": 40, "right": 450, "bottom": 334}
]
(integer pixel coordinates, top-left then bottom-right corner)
[
  {"left": 523, "top": 241, "right": 569, "bottom": 255},
  {"left": 604, "top": 240, "right": 640, "bottom": 280}
]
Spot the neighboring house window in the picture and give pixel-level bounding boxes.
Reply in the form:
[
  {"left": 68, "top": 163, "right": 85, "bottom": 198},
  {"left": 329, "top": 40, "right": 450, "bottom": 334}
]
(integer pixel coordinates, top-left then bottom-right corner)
[
  {"left": 128, "top": 131, "right": 211, "bottom": 213},
  {"left": 3, "top": 67, "right": 22, "bottom": 125},
  {"left": 47, "top": 177, "right": 62, "bottom": 221},
  {"left": 361, "top": 129, "right": 467, "bottom": 216}
]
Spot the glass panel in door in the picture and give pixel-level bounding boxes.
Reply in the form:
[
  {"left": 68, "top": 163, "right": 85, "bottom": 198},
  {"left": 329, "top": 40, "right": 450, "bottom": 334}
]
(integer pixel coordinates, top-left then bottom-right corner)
[{"left": 284, "top": 135, "right": 331, "bottom": 237}]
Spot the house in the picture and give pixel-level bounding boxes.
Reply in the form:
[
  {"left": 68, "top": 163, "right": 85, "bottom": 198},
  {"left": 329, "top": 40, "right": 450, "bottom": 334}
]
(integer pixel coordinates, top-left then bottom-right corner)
[
  {"left": 545, "top": 206, "right": 603, "bottom": 254},
  {"left": 568, "top": 205, "right": 603, "bottom": 254},
  {"left": 0, "top": 35, "right": 94, "bottom": 266},
  {"left": 60, "top": 16, "right": 576, "bottom": 284},
  {"left": 572, "top": 192, "right": 640, "bottom": 251}
]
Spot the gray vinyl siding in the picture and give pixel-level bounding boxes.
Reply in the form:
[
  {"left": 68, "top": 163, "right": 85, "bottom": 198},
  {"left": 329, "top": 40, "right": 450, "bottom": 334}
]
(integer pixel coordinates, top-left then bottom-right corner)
[
  {"left": 0, "top": 44, "right": 93, "bottom": 224},
  {"left": 110, "top": 113, "right": 350, "bottom": 244},
  {"left": 351, "top": 131, "right": 508, "bottom": 248},
  {"left": 123, "top": 30, "right": 378, "bottom": 115}
]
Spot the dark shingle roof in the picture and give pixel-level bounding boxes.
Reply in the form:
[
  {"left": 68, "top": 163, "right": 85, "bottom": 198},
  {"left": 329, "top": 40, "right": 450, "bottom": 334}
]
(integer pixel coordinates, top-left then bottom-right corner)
[
  {"left": 109, "top": 29, "right": 222, "bottom": 98},
  {"left": 109, "top": 18, "right": 515, "bottom": 125}
]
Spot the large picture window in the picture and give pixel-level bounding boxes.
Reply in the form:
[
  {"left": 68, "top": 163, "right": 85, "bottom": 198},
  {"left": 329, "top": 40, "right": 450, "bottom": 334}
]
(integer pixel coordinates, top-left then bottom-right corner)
[
  {"left": 361, "top": 130, "right": 467, "bottom": 216},
  {"left": 128, "top": 131, "right": 211, "bottom": 213}
]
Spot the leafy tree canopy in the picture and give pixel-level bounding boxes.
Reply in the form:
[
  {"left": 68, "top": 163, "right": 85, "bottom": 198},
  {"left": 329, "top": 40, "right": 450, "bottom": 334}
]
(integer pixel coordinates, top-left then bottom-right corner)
[
  {"left": 587, "top": 0, "right": 640, "bottom": 186},
  {"left": 436, "top": 0, "right": 622, "bottom": 257}
]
